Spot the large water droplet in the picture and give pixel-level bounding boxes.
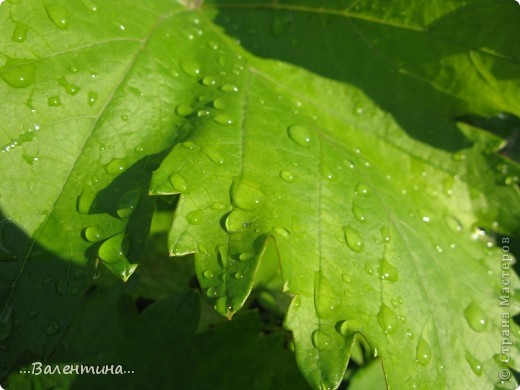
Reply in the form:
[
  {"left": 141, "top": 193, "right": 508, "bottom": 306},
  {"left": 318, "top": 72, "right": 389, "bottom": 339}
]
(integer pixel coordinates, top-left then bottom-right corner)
[
  {"left": 378, "top": 258, "right": 399, "bottom": 282},
  {"left": 464, "top": 302, "right": 487, "bottom": 332},
  {"left": 287, "top": 125, "right": 312, "bottom": 147},
  {"left": 0, "top": 306, "right": 13, "bottom": 341},
  {"left": 12, "top": 23, "right": 28, "bottom": 43},
  {"left": 415, "top": 337, "right": 432, "bottom": 365},
  {"left": 231, "top": 178, "right": 263, "bottom": 210},
  {"left": 187, "top": 209, "right": 204, "bottom": 225},
  {"left": 43, "top": 3, "right": 69, "bottom": 29},
  {"left": 377, "top": 304, "right": 397, "bottom": 334},
  {"left": 465, "top": 351, "right": 483, "bottom": 376},
  {"left": 0, "top": 60, "right": 35, "bottom": 88},
  {"left": 343, "top": 226, "right": 363, "bottom": 252},
  {"left": 168, "top": 174, "right": 188, "bottom": 192},
  {"left": 83, "top": 226, "right": 104, "bottom": 243},
  {"left": 180, "top": 59, "right": 201, "bottom": 78},
  {"left": 311, "top": 329, "right": 331, "bottom": 351},
  {"left": 225, "top": 209, "right": 252, "bottom": 233},
  {"left": 116, "top": 189, "right": 141, "bottom": 219},
  {"left": 46, "top": 320, "right": 60, "bottom": 336},
  {"left": 98, "top": 233, "right": 128, "bottom": 263},
  {"left": 76, "top": 189, "right": 96, "bottom": 214}
]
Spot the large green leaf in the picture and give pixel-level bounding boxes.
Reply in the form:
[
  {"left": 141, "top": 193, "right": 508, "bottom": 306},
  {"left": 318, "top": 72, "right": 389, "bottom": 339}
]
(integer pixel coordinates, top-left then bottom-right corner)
[{"left": 0, "top": 0, "right": 519, "bottom": 389}]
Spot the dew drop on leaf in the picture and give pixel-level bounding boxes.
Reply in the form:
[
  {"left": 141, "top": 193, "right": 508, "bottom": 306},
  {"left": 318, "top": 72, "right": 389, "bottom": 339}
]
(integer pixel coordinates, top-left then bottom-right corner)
[
  {"left": 220, "top": 84, "right": 239, "bottom": 92},
  {"left": 76, "top": 189, "right": 96, "bottom": 214},
  {"left": 465, "top": 351, "right": 483, "bottom": 376},
  {"left": 46, "top": 320, "right": 60, "bottom": 336},
  {"left": 233, "top": 272, "right": 244, "bottom": 280},
  {"left": 168, "top": 174, "right": 188, "bottom": 192},
  {"left": 238, "top": 252, "right": 253, "bottom": 262},
  {"left": 0, "top": 306, "right": 13, "bottom": 341},
  {"left": 202, "top": 270, "right": 214, "bottom": 279},
  {"left": 364, "top": 263, "right": 374, "bottom": 275},
  {"left": 225, "top": 209, "right": 251, "bottom": 233},
  {"left": 381, "top": 226, "right": 391, "bottom": 242},
  {"left": 12, "top": 23, "right": 28, "bottom": 43},
  {"left": 352, "top": 204, "right": 366, "bottom": 222},
  {"left": 445, "top": 215, "right": 463, "bottom": 233},
  {"left": 203, "top": 145, "right": 225, "bottom": 165},
  {"left": 311, "top": 329, "right": 331, "bottom": 351},
  {"left": 287, "top": 125, "right": 311, "bottom": 147},
  {"left": 377, "top": 304, "right": 398, "bottom": 334},
  {"left": 180, "top": 59, "right": 201, "bottom": 78},
  {"left": 213, "top": 113, "right": 233, "bottom": 125},
  {"left": 202, "top": 75, "right": 217, "bottom": 86},
  {"left": 55, "top": 278, "right": 67, "bottom": 296},
  {"left": 116, "top": 189, "right": 141, "bottom": 219},
  {"left": 80, "top": 0, "right": 98, "bottom": 11},
  {"left": 415, "top": 337, "right": 432, "bottom": 365},
  {"left": 105, "top": 158, "right": 126, "bottom": 175},
  {"left": 463, "top": 302, "right": 487, "bottom": 332},
  {"left": 88, "top": 91, "right": 98, "bottom": 106},
  {"left": 343, "top": 226, "right": 363, "bottom": 252},
  {"left": 213, "top": 98, "right": 226, "bottom": 109},
  {"left": 0, "top": 61, "right": 35, "bottom": 88},
  {"left": 47, "top": 96, "right": 61, "bottom": 106},
  {"left": 83, "top": 226, "right": 104, "bottom": 243},
  {"left": 210, "top": 202, "right": 226, "bottom": 211},
  {"left": 43, "top": 3, "right": 69, "bottom": 29},
  {"left": 231, "top": 178, "right": 263, "bottom": 210},
  {"left": 272, "top": 226, "right": 290, "bottom": 240},
  {"left": 355, "top": 182, "right": 369, "bottom": 196},
  {"left": 186, "top": 209, "right": 204, "bottom": 225},
  {"left": 175, "top": 103, "right": 194, "bottom": 117},
  {"left": 378, "top": 258, "right": 399, "bottom": 282},
  {"left": 98, "top": 233, "right": 129, "bottom": 263},
  {"left": 338, "top": 319, "right": 362, "bottom": 337},
  {"left": 280, "top": 170, "right": 295, "bottom": 183},
  {"left": 58, "top": 78, "right": 80, "bottom": 95}
]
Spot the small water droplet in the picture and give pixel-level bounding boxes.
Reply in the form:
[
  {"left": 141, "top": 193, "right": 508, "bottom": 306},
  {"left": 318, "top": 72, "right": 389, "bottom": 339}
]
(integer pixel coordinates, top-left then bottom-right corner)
[
  {"left": 46, "top": 320, "right": 60, "bottom": 336},
  {"left": 213, "top": 98, "right": 226, "bottom": 109},
  {"left": 445, "top": 215, "right": 463, "bottom": 233},
  {"left": 116, "top": 189, "right": 141, "bottom": 219},
  {"left": 98, "top": 233, "right": 129, "bottom": 263},
  {"left": 231, "top": 178, "right": 263, "bottom": 210},
  {"left": 180, "top": 59, "right": 201, "bottom": 78},
  {"left": 352, "top": 204, "right": 365, "bottom": 222},
  {"left": 120, "top": 114, "right": 129, "bottom": 121},
  {"left": 12, "top": 23, "right": 28, "bottom": 43},
  {"left": 343, "top": 226, "right": 363, "bottom": 253},
  {"left": 391, "top": 296, "right": 403, "bottom": 307},
  {"left": 169, "top": 174, "right": 188, "bottom": 192},
  {"left": 48, "top": 96, "right": 61, "bottom": 106},
  {"left": 187, "top": 209, "right": 204, "bottom": 225},
  {"left": 43, "top": 3, "right": 69, "bottom": 29},
  {"left": 311, "top": 329, "right": 331, "bottom": 351},
  {"left": 364, "top": 263, "right": 374, "bottom": 275},
  {"left": 239, "top": 252, "right": 253, "bottom": 262},
  {"left": 202, "top": 270, "right": 214, "bottom": 279},
  {"left": 55, "top": 278, "right": 68, "bottom": 296},
  {"left": 203, "top": 146, "right": 225, "bottom": 165},
  {"left": 105, "top": 158, "right": 125, "bottom": 175},
  {"left": 380, "top": 226, "right": 391, "bottom": 243},
  {"left": 0, "top": 60, "right": 35, "bottom": 88},
  {"left": 76, "top": 189, "right": 96, "bottom": 214},
  {"left": 355, "top": 183, "right": 369, "bottom": 196},
  {"left": 87, "top": 91, "right": 97, "bottom": 106},
  {"left": 452, "top": 150, "right": 467, "bottom": 161},
  {"left": 378, "top": 258, "right": 399, "bottom": 282},
  {"left": 279, "top": 170, "right": 295, "bottom": 183},
  {"left": 176, "top": 103, "right": 194, "bottom": 117},
  {"left": 338, "top": 319, "right": 362, "bottom": 336},
  {"left": 233, "top": 272, "right": 244, "bottom": 280},
  {"left": 225, "top": 209, "right": 251, "bottom": 233},
  {"left": 213, "top": 113, "right": 233, "bottom": 125},
  {"left": 83, "top": 226, "right": 104, "bottom": 243},
  {"left": 465, "top": 351, "right": 483, "bottom": 376},
  {"left": 415, "top": 337, "right": 432, "bottom": 365},
  {"left": 464, "top": 302, "right": 487, "bottom": 332},
  {"left": 211, "top": 202, "right": 227, "bottom": 211},
  {"left": 58, "top": 78, "right": 80, "bottom": 95},
  {"left": 272, "top": 227, "right": 290, "bottom": 240},
  {"left": 22, "top": 153, "right": 39, "bottom": 165},
  {"left": 80, "top": 0, "right": 98, "bottom": 11},
  {"left": 341, "top": 274, "right": 351, "bottom": 283},
  {"left": 202, "top": 75, "right": 217, "bottom": 86},
  {"left": 287, "top": 125, "right": 312, "bottom": 147},
  {"left": 220, "top": 84, "right": 238, "bottom": 92},
  {"left": 377, "top": 304, "right": 398, "bottom": 334}
]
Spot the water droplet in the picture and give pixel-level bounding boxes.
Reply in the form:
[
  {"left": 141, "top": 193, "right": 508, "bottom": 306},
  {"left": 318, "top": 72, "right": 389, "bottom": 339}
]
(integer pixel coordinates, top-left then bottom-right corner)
[
  {"left": 80, "top": 0, "right": 98, "bottom": 11},
  {"left": 465, "top": 351, "right": 483, "bottom": 376},
  {"left": 505, "top": 176, "right": 519, "bottom": 185},
  {"left": 76, "top": 189, "right": 96, "bottom": 214},
  {"left": 391, "top": 296, "right": 403, "bottom": 307},
  {"left": 355, "top": 183, "right": 369, "bottom": 196},
  {"left": 444, "top": 215, "right": 463, "bottom": 233},
  {"left": 378, "top": 258, "right": 399, "bottom": 282},
  {"left": 203, "top": 145, "right": 225, "bottom": 165},
  {"left": 415, "top": 337, "right": 432, "bottom": 365},
  {"left": 187, "top": 209, "right": 204, "bottom": 225},
  {"left": 272, "top": 227, "right": 290, "bottom": 240},
  {"left": 202, "top": 75, "right": 217, "bottom": 86},
  {"left": 55, "top": 278, "right": 67, "bottom": 296},
  {"left": 105, "top": 158, "right": 125, "bottom": 175},
  {"left": 211, "top": 202, "right": 227, "bottom": 211},
  {"left": 452, "top": 150, "right": 467, "bottom": 161},
  {"left": 83, "top": 226, "right": 104, "bottom": 243},
  {"left": 202, "top": 270, "right": 214, "bottom": 279},
  {"left": 343, "top": 226, "right": 363, "bottom": 252},
  {"left": 58, "top": 78, "right": 80, "bottom": 95},
  {"left": 12, "top": 23, "right": 28, "bottom": 43},
  {"left": 364, "top": 263, "right": 374, "bottom": 275},
  {"left": 215, "top": 296, "right": 233, "bottom": 314},
  {"left": 239, "top": 252, "right": 253, "bottom": 262},
  {"left": 22, "top": 153, "right": 39, "bottom": 165},
  {"left": 352, "top": 204, "right": 365, "bottom": 222},
  {"left": 120, "top": 114, "right": 129, "bottom": 121},
  {"left": 233, "top": 272, "right": 244, "bottom": 280},
  {"left": 341, "top": 274, "right": 351, "bottom": 283},
  {"left": 48, "top": 96, "right": 61, "bottom": 106},
  {"left": 464, "top": 302, "right": 487, "bottom": 332},
  {"left": 377, "top": 304, "right": 398, "bottom": 334},
  {"left": 220, "top": 84, "right": 238, "bottom": 92},
  {"left": 116, "top": 189, "right": 141, "bottom": 219},
  {"left": 0, "top": 60, "right": 35, "bottom": 88},
  {"left": 46, "top": 320, "right": 60, "bottom": 336},
  {"left": 320, "top": 165, "right": 335, "bottom": 180},
  {"left": 311, "top": 329, "right": 331, "bottom": 351},
  {"left": 287, "top": 125, "right": 312, "bottom": 147},
  {"left": 225, "top": 209, "right": 252, "bottom": 233},
  {"left": 279, "top": 170, "right": 295, "bottom": 183},
  {"left": 88, "top": 91, "right": 97, "bottom": 106},
  {"left": 213, "top": 113, "right": 233, "bottom": 125},
  {"left": 176, "top": 103, "right": 194, "bottom": 117},
  {"left": 213, "top": 98, "right": 226, "bottom": 109},
  {"left": 43, "top": 3, "right": 69, "bottom": 29},
  {"left": 0, "top": 306, "right": 13, "bottom": 341},
  {"left": 231, "top": 178, "right": 263, "bottom": 210},
  {"left": 180, "top": 59, "right": 201, "bottom": 78},
  {"left": 168, "top": 174, "right": 188, "bottom": 193},
  {"left": 380, "top": 226, "right": 391, "bottom": 243},
  {"left": 338, "top": 319, "right": 362, "bottom": 336},
  {"left": 98, "top": 233, "right": 129, "bottom": 263}
]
